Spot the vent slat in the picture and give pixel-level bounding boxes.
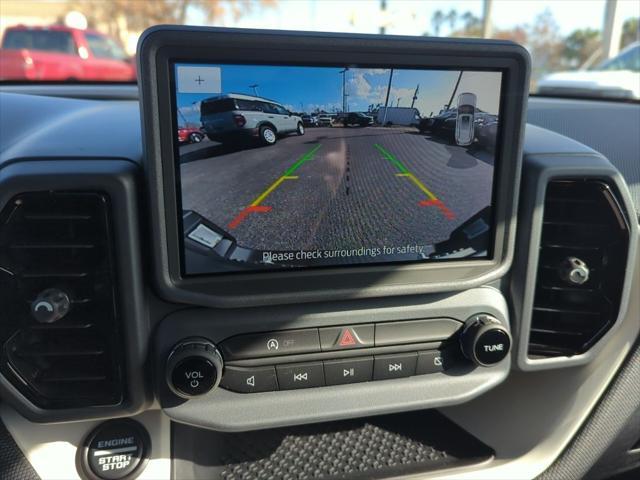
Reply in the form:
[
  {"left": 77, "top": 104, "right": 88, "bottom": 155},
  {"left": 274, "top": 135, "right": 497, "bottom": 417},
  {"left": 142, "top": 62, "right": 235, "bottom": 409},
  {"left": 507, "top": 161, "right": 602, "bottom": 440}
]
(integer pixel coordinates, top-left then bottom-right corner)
[
  {"left": 539, "top": 285, "right": 597, "bottom": 294},
  {"left": 0, "top": 192, "right": 124, "bottom": 409},
  {"left": 21, "top": 271, "right": 90, "bottom": 279},
  {"left": 529, "top": 327, "right": 584, "bottom": 337},
  {"left": 19, "top": 349, "right": 105, "bottom": 357},
  {"left": 41, "top": 374, "right": 108, "bottom": 383},
  {"left": 541, "top": 243, "right": 600, "bottom": 251},
  {"left": 533, "top": 306, "right": 600, "bottom": 316},
  {"left": 24, "top": 214, "right": 92, "bottom": 221},
  {"left": 29, "top": 323, "right": 93, "bottom": 331},
  {"left": 542, "top": 220, "right": 608, "bottom": 227},
  {"left": 10, "top": 244, "right": 96, "bottom": 249},
  {"left": 528, "top": 180, "right": 629, "bottom": 358}
]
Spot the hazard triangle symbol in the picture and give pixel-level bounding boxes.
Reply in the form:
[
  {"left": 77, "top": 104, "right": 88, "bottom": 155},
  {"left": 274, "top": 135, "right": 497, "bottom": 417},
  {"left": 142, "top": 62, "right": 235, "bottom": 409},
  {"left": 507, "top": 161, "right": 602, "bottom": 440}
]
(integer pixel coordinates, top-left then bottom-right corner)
[{"left": 338, "top": 329, "right": 357, "bottom": 347}]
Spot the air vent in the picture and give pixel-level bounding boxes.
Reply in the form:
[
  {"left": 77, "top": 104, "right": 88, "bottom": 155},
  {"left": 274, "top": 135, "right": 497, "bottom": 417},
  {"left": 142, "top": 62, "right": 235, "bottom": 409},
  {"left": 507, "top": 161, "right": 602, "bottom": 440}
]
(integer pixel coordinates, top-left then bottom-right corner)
[
  {"left": 528, "top": 180, "right": 630, "bottom": 358},
  {"left": 0, "top": 192, "right": 124, "bottom": 408}
]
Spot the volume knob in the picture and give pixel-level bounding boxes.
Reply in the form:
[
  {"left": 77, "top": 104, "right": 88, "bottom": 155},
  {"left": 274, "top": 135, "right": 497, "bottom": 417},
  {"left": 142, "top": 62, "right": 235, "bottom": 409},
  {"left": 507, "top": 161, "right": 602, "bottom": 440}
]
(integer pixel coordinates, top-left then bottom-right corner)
[
  {"left": 166, "top": 338, "right": 223, "bottom": 399},
  {"left": 460, "top": 314, "right": 511, "bottom": 367}
]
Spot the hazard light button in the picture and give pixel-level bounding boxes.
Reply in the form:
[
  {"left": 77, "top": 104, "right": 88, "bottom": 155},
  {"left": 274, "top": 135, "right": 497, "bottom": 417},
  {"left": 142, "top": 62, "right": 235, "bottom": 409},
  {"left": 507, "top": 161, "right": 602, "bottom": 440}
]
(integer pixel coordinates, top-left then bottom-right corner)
[{"left": 319, "top": 325, "right": 374, "bottom": 351}]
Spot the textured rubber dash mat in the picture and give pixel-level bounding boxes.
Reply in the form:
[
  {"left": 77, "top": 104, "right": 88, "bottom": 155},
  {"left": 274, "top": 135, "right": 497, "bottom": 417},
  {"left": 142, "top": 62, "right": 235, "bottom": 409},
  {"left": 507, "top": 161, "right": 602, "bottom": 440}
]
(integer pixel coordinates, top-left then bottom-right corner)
[
  {"left": 172, "top": 410, "right": 493, "bottom": 479},
  {"left": 0, "top": 420, "right": 40, "bottom": 480}
]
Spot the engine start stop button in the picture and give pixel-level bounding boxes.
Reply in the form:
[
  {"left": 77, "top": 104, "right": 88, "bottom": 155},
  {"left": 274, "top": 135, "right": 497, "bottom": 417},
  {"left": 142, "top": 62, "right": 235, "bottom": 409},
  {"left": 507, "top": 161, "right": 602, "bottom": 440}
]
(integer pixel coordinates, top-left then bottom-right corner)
[{"left": 79, "top": 419, "right": 150, "bottom": 480}]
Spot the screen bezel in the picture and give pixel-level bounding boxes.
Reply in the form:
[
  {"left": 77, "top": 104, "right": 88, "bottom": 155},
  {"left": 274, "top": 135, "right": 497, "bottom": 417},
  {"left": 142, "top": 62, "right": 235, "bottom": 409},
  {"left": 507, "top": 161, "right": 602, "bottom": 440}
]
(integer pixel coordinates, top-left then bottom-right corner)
[{"left": 138, "top": 26, "right": 530, "bottom": 307}]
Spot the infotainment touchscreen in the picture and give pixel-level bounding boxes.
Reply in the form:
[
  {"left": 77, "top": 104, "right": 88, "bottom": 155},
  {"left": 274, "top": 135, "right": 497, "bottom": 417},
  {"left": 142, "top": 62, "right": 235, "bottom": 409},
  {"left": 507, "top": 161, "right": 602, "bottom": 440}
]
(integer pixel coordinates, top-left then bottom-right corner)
[{"left": 171, "top": 63, "right": 504, "bottom": 275}]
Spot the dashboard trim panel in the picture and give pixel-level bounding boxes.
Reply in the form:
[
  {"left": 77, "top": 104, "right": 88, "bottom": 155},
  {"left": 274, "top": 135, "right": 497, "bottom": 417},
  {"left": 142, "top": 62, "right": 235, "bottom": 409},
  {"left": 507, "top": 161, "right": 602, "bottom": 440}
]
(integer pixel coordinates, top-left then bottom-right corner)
[
  {"left": 511, "top": 150, "right": 639, "bottom": 370},
  {"left": 0, "top": 159, "right": 150, "bottom": 422}
]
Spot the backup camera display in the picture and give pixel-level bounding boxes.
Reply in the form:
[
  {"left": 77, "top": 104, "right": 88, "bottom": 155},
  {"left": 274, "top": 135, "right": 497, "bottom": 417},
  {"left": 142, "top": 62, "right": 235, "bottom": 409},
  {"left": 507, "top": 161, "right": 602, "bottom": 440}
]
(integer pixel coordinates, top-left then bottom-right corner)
[{"left": 172, "top": 62, "right": 503, "bottom": 275}]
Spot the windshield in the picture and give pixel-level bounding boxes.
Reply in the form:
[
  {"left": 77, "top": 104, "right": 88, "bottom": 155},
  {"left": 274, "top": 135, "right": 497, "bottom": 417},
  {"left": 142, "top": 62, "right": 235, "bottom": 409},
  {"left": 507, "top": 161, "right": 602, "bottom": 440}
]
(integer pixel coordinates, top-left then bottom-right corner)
[
  {"left": 597, "top": 43, "right": 640, "bottom": 71},
  {"left": 84, "top": 32, "right": 128, "bottom": 60},
  {"left": 1, "top": 0, "right": 638, "bottom": 99}
]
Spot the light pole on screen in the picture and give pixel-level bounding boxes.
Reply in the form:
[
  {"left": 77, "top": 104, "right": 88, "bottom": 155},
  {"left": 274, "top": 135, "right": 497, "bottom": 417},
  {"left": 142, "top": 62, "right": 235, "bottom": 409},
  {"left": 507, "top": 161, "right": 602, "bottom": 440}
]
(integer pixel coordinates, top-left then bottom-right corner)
[
  {"left": 339, "top": 68, "right": 349, "bottom": 113},
  {"left": 249, "top": 84, "right": 259, "bottom": 96},
  {"left": 382, "top": 68, "right": 394, "bottom": 125}
]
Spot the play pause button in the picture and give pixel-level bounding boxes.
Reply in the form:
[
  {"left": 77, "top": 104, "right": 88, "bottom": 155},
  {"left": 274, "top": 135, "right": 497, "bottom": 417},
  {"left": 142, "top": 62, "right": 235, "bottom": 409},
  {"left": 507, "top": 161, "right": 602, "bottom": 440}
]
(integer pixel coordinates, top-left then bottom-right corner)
[{"left": 324, "top": 357, "right": 374, "bottom": 385}]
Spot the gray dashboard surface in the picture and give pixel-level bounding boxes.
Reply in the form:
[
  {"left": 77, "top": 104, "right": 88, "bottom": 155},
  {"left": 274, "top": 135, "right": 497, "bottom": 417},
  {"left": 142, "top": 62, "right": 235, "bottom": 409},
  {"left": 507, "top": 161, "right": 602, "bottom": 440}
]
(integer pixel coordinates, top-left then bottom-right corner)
[
  {"left": 539, "top": 336, "right": 640, "bottom": 480},
  {"left": 0, "top": 92, "right": 142, "bottom": 166},
  {"left": 527, "top": 96, "right": 640, "bottom": 217}
]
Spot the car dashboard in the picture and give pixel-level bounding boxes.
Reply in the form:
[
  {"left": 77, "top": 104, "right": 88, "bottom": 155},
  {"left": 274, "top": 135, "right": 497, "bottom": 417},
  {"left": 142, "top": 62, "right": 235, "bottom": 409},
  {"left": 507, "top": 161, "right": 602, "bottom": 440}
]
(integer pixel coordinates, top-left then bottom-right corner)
[{"left": 0, "top": 31, "right": 639, "bottom": 480}]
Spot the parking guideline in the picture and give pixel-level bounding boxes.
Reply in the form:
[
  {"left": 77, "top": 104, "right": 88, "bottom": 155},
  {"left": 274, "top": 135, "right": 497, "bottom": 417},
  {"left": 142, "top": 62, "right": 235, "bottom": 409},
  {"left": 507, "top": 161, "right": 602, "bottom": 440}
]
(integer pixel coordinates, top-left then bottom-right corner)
[
  {"left": 373, "top": 143, "right": 454, "bottom": 220},
  {"left": 284, "top": 144, "right": 322, "bottom": 176},
  {"left": 373, "top": 143, "right": 409, "bottom": 174},
  {"left": 228, "top": 144, "right": 322, "bottom": 229},
  {"left": 250, "top": 176, "right": 299, "bottom": 207}
]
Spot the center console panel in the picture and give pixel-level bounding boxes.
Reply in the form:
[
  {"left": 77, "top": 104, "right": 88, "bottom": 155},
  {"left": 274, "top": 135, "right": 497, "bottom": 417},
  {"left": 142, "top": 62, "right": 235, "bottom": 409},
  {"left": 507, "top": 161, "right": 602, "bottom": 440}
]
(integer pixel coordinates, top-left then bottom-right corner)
[{"left": 155, "top": 287, "right": 510, "bottom": 431}]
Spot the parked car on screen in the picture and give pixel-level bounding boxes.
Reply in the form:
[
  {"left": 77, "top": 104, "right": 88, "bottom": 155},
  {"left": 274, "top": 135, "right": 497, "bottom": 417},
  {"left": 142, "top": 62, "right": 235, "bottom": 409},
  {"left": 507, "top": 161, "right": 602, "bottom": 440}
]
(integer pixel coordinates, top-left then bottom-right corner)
[
  {"left": 200, "top": 93, "right": 305, "bottom": 145},
  {"left": 455, "top": 92, "right": 476, "bottom": 146},
  {"left": 475, "top": 115, "right": 499, "bottom": 153},
  {"left": 421, "top": 108, "right": 457, "bottom": 139},
  {"left": 376, "top": 107, "right": 421, "bottom": 126},
  {"left": 536, "top": 42, "right": 640, "bottom": 100},
  {"left": 0, "top": 25, "right": 136, "bottom": 82},
  {"left": 316, "top": 114, "right": 332, "bottom": 127},
  {"left": 339, "top": 112, "right": 374, "bottom": 127},
  {"left": 178, "top": 126, "right": 205, "bottom": 144},
  {"left": 301, "top": 114, "right": 318, "bottom": 127},
  {"left": 418, "top": 117, "right": 435, "bottom": 133}
]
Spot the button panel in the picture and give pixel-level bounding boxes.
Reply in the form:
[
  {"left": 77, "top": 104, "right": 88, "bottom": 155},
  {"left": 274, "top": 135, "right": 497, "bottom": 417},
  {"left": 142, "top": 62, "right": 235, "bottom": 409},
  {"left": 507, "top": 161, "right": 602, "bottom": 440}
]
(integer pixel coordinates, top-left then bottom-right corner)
[
  {"left": 220, "top": 348, "right": 458, "bottom": 393},
  {"left": 217, "top": 318, "right": 477, "bottom": 393}
]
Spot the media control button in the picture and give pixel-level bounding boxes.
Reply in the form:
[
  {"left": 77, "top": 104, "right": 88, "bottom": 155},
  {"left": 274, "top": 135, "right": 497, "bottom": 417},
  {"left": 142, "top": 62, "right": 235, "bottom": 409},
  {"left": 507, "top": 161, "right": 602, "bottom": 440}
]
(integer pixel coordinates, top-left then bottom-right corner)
[
  {"left": 416, "top": 350, "right": 453, "bottom": 374},
  {"left": 220, "top": 365, "right": 278, "bottom": 393},
  {"left": 81, "top": 419, "right": 150, "bottom": 480},
  {"left": 323, "top": 357, "right": 374, "bottom": 385},
  {"left": 319, "top": 325, "right": 374, "bottom": 351},
  {"left": 375, "top": 318, "right": 462, "bottom": 346},
  {"left": 220, "top": 329, "right": 321, "bottom": 360},
  {"left": 373, "top": 353, "right": 417, "bottom": 380},
  {"left": 276, "top": 362, "right": 324, "bottom": 390}
]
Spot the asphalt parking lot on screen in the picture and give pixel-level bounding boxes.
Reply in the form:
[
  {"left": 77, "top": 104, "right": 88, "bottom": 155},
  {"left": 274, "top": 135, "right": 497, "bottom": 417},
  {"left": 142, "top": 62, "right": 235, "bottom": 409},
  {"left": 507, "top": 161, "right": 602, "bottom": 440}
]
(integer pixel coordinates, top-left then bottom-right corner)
[{"left": 179, "top": 126, "right": 494, "bottom": 253}]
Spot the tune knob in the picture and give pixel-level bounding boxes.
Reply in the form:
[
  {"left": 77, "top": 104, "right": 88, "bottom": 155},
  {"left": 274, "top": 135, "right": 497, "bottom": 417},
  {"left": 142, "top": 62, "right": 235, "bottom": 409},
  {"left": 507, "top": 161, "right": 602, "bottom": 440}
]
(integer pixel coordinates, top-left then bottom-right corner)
[
  {"left": 460, "top": 314, "right": 511, "bottom": 367},
  {"left": 166, "top": 338, "right": 223, "bottom": 399},
  {"left": 31, "top": 288, "right": 71, "bottom": 323}
]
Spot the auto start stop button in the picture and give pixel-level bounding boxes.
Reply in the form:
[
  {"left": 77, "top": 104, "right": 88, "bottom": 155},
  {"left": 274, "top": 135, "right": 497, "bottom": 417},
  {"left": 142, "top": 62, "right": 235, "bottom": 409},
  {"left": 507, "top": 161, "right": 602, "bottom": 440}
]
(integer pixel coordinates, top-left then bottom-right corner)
[{"left": 79, "top": 419, "right": 150, "bottom": 480}]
